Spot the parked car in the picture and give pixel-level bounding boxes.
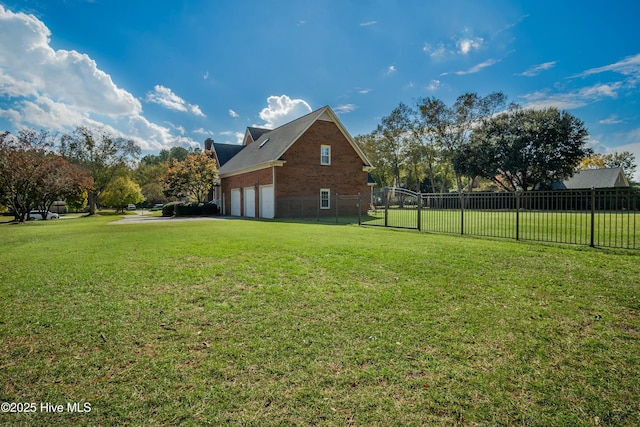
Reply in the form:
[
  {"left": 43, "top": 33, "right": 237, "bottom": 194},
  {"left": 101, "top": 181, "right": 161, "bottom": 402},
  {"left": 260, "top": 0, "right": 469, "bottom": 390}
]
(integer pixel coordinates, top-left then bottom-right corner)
[
  {"left": 150, "top": 204, "right": 164, "bottom": 211},
  {"left": 127, "top": 204, "right": 137, "bottom": 210},
  {"left": 28, "top": 210, "right": 59, "bottom": 220}
]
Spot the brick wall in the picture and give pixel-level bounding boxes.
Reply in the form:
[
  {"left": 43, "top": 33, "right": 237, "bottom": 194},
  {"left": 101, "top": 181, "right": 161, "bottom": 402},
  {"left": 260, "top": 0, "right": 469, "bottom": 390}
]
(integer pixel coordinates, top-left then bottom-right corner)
[
  {"left": 221, "top": 119, "right": 370, "bottom": 217},
  {"left": 221, "top": 168, "right": 273, "bottom": 216},
  {"left": 276, "top": 120, "right": 370, "bottom": 201}
]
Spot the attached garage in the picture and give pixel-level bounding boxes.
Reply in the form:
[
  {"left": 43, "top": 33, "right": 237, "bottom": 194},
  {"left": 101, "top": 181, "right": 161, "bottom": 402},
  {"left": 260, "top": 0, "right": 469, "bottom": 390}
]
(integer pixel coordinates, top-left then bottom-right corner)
[
  {"left": 259, "top": 185, "right": 274, "bottom": 219},
  {"left": 230, "top": 188, "right": 241, "bottom": 216},
  {"left": 244, "top": 187, "right": 256, "bottom": 218}
]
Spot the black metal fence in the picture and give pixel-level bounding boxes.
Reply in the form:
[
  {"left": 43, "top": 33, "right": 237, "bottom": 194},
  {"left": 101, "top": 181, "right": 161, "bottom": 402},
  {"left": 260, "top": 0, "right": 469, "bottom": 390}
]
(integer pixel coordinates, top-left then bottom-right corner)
[
  {"left": 276, "top": 194, "right": 365, "bottom": 224},
  {"left": 364, "top": 187, "right": 640, "bottom": 249}
]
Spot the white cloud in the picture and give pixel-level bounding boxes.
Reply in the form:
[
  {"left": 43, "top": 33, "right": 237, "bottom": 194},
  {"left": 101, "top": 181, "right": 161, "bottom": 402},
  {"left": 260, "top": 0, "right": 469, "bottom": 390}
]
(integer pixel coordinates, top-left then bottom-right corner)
[
  {"left": 426, "top": 79, "right": 441, "bottom": 91},
  {"left": 357, "top": 88, "right": 372, "bottom": 94},
  {"left": 127, "top": 115, "right": 200, "bottom": 151},
  {"left": 456, "top": 37, "right": 483, "bottom": 55},
  {"left": 193, "top": 128, "right": 214, "bottom": 135},
  {"left": 423, "top": 42, "right": 447, "bottom": 59},
  {"left": 599, "top": 115, "right": 623, "bottom": 125},
  {"left": 228, "top": 109, "right": 239, "bottom": 118},
  {"left": 521, "top": 82, "right": 623, "bottom": 110},
  {"left": 0, "top": 6, "right": 141, "bottom": 117},
  {"left": 0, "top": 5, "right": 198, "bottom": 154},
  {"left": 386, "top": 65, "right": 397, "bottom": 74},
  {"left": 449, "top": 58, "right": 500, "bottom": 76},
  {"left": 334, "top": 104, "right": 357, "bottom": 114},
  {"left": 259, "top": 95, "right": 312, "bottom": 129},
  {"left": 219, "top": 130, "right": 244, "bottom": 145},
  {"left": 575, "top": 53, "right": 640, "bottom": 78},
  {"left": 203, "top": 71, "right": 209, "bottom": 80},
  {"left": 145, "top": 85, "right": 205, "bottom": 117},
  {"left": 517, "top": 61, "right": 557, "bottom": 77},
  {"left": 360, "top": 21, "right": 377, "bottom": 27}
]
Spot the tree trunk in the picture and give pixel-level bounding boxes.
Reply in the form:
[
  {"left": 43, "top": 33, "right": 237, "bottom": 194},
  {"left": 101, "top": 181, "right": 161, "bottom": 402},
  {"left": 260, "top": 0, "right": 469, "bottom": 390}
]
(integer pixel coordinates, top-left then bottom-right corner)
[{"left": 88, "top": 192, "right": 97, "bottom": 215}]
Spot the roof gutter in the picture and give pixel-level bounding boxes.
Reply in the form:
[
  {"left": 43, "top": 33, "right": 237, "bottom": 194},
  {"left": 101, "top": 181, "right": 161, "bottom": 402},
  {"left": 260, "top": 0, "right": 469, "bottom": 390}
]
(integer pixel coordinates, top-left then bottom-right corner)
[{"left": 219, "top": 160, "right": 286, "bottom": 178}]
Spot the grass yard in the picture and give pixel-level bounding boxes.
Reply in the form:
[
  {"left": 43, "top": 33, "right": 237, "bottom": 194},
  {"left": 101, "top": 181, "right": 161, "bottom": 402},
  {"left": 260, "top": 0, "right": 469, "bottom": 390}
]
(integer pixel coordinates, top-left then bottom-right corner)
[
  {"left": 1, "top": 216, "right": 639, "bottom": 426},
  {"left": 365, "top": 209, "right": 640, "bottom": 249}
]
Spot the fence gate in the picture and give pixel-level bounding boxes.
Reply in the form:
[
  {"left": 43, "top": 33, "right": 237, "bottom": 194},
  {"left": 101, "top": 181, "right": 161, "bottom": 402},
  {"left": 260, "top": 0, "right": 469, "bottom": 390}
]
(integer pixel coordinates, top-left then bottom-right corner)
[{"left": 368, "top": 187, "right": 421, "bottom": 230}]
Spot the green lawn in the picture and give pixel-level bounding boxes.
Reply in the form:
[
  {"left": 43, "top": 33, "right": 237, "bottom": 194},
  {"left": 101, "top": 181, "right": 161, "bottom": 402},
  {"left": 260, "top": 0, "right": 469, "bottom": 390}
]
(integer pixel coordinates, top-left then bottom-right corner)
[{"left": 1, "top": 216, "right": 639, "bottom": 426}]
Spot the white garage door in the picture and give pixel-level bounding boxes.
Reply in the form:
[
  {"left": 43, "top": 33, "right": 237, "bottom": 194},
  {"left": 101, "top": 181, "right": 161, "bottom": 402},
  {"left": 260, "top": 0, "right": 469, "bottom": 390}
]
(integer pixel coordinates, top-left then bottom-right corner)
[
  {"left": 230, "top": 188, "right": 241, "bottom": 216},
  {"left": 244, "top": 187, "right": 256, "bottom": 218},
  {"left": 260, "top": 185, "right": 274, "bottom": 219}
]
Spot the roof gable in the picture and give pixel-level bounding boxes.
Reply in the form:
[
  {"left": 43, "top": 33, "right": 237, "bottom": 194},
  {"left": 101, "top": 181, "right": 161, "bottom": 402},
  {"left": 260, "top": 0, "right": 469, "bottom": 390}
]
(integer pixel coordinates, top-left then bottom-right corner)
[
  {"left": 563, "top": 167, "right": 629, "bottom": 189},
  {"left": 211, "top": 142, "right": 245, "bottom": 167},
  {"left": 218, "top": 106, "right": 371, "bottom": 177}
]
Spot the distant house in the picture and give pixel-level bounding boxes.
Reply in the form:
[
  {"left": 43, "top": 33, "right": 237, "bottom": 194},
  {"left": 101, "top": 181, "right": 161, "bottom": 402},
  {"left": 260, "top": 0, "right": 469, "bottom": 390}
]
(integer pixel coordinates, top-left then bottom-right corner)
[
  {"left": 562, "top": 167, "right": 629, "bottom": 189},
  {"left": 205, "top": 106, "right": 373, "bottom": 218}
]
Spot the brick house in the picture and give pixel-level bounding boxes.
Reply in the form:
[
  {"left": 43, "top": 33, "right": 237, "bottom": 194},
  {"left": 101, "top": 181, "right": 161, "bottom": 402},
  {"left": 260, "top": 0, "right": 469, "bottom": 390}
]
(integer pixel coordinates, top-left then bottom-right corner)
[{"left": 205, "top": 105, "right": 373, "bottom": 218}]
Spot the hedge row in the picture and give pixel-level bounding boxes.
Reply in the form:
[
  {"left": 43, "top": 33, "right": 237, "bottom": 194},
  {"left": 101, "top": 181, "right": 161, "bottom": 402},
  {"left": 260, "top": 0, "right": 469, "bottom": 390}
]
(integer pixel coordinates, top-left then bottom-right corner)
[{"left": 162, "top": 202, "right": 220, "bottom": 217}]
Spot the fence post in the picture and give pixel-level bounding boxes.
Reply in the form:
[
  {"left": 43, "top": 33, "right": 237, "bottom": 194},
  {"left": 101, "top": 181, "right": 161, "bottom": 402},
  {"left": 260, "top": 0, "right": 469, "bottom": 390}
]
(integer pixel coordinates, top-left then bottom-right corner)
[
  {"left": 417, "top": 192, "right": 422, "bottom": 231},
  {"left": 384, "top": 188, "right": 389, "bottom": 227},
  {"left": 590, "top": 187, "right": 595, "bottom": 247},
  {"left": 515, "top": 191, "right": 520, "bottom": 241},
  {"left": 460, "top": 192, "right": 465, "bottom": 235}
]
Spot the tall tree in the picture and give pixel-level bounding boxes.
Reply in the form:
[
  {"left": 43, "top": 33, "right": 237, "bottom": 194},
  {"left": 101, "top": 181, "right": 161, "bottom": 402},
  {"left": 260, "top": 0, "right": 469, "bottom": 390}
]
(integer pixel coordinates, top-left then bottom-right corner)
[
  {"left": 417, "top": 92, "right": 507, "bottom": 192},
  {"left": 456, "top": 107, "right": 591, "bottom": 191},
  {"left": 355, "top": 133, "right": 394, "bottom": 187},
  {"left": 163, "top": 153, "right": 218, "bottom": 203},
  {"left": 100, "top": 176, "right": 145, "bottom": 213},
  {"left": 374, "top": 103, "right": 413, "bottom": 187},
  {"left": 415, "top": 97, "right": 453, "bottom": 193},
  {"left": 59, "top": 127, "right": 140, "bottom": 214},
  {"left": 603, "top": 151, "right": 636, "bottom": 183}
]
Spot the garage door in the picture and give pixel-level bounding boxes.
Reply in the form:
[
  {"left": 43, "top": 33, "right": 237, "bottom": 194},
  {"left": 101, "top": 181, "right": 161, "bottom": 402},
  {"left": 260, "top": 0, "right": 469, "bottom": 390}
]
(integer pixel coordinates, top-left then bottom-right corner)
[
  {"left": 230, "top": 188, "right": 241, "bottom": 216},
  {"left": 244, "top": 187, "right": 256, "bottom": 218},
  {"left": 260, "top": 185, "right": 274, "bottom": 218}
]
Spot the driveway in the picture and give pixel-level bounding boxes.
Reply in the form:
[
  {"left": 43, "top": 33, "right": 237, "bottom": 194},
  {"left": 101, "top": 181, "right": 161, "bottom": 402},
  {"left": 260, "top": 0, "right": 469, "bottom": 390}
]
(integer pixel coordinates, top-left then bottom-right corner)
[{"left": 109, "top": 213, "right": 228, "bottom": 225}]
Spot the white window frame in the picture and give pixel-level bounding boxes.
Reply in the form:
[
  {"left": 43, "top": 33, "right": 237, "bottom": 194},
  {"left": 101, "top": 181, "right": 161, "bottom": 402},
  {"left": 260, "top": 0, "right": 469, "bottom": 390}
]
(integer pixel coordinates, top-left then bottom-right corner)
[
  {"left": 320, "top": 188, "right": 330, "bottom": 209},
  {"left": 320, "top": 145, "right": 331, "bottom": 165}
]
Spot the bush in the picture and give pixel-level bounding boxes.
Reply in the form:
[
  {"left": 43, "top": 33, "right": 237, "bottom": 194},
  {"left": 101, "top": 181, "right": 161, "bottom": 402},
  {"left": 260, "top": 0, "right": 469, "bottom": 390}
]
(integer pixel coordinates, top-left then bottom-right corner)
[
  {"left": 203, "top": 202, "right": 219, "bottom": 215},
  {"left": 174, "top": 203, "right": 200, "bottom": 216},
  {"left": 171, "top": 202, "right": 220, "bottom": 217},
  {"left": 162, "top": 202, "right": 180, "bottom": 217}
]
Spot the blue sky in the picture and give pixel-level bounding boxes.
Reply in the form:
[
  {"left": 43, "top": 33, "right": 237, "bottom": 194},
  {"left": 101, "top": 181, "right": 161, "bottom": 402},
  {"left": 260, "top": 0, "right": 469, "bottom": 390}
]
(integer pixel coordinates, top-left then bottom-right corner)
[{"left": 1, "top": 0, "right": 639, "bottom": 178}]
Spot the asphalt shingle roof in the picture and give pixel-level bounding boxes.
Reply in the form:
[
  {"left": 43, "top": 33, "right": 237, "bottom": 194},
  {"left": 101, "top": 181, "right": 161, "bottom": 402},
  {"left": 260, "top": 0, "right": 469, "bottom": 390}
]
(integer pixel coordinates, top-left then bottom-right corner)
[
  {"left": 217, "top": 106, "right": 371, "bottom": 176},
  {"left": 563, "top": 167, "right": 628, "bottom": 189}
]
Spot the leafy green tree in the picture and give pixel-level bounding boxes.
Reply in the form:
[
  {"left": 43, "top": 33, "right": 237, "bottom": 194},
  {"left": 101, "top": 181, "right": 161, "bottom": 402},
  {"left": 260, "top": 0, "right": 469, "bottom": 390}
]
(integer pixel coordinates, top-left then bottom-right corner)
[
  {"left": 59, "top": 126, "right": 140, "bottom": 215},
  {"left": 100, "top": 176, "right": 145, "bottom": 212},
  {"left": 355, "top": 133, "right": 394, "bottom": 187},
  {"left": 374, "top": 103, "right": 414, "bottom": 188},
  {"left": 134, "top": 162, "right": 170, "bottom": 205},
  {"left": 163, "top": 153, "right": 218, "bottom": 203},
  {"left": 416, "top": 92, "right": 507, "bottom": 191},
  {"left": 456, "top": 107, "right": 591, "bottom": 191},
  {"left": 603, "top": 151, "right": 636, "bottom": 183}
]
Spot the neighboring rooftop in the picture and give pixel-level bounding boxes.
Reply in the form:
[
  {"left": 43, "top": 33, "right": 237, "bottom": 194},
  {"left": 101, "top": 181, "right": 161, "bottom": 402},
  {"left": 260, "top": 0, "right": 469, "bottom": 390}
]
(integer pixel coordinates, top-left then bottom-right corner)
[{"left": 563, "top": 167, "right": 629, "bottom": 189}]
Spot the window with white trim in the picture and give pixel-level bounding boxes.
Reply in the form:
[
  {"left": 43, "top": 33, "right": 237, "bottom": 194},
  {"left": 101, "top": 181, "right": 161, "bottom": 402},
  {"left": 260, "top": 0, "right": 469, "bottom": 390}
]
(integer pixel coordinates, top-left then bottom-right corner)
[
  {"left": 320, "top": 189, "right": 330, "bottom": 209},
  {"left": 320, "top": 145, "right": 331, "bottom": 165}
]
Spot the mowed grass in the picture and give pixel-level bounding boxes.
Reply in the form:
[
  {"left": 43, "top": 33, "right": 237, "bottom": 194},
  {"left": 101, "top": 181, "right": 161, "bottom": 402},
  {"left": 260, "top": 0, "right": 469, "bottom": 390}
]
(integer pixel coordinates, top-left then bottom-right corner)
[
  {"left": 365, "top": 209, "right": 640, "bottom": 249},
  {"left": 1, "top": 216, "right": 639, "bottom": 426}
]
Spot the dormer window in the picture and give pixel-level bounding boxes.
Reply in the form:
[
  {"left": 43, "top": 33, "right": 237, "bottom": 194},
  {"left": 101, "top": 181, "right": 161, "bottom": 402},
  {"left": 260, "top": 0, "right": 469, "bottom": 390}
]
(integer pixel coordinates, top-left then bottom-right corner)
[{"left": 321, "top": 145, "right": 331, "bottom": 165}]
